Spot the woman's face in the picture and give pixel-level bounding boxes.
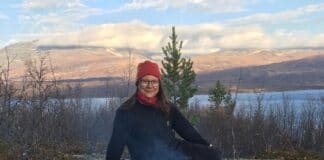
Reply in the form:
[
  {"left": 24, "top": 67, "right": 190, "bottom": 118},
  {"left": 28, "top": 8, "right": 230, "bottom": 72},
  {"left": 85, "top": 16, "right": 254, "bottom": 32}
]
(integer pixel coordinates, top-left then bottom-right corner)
[{"left": 138, "top": 75, "right": 159, "bottom": 98}]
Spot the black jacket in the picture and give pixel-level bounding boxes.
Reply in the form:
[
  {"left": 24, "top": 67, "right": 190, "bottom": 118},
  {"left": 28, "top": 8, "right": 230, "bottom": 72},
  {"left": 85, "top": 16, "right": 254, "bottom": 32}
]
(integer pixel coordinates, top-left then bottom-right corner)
[{"left": 106, "top": 100, "right": 209, "bottom": 160}]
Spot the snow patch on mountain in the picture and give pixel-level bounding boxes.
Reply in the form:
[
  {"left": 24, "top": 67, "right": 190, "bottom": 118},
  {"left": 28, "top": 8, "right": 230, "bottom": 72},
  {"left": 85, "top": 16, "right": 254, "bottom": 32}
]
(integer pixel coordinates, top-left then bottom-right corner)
[{"left": 106, "top": 48, "right": 123, "bottom": 57}]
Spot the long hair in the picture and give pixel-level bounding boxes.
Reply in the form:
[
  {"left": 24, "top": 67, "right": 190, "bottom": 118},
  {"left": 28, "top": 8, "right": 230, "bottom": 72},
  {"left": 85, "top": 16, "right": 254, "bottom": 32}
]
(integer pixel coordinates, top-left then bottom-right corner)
[{"left": 121, "top": 83, "right": 171, "bottom": 117}]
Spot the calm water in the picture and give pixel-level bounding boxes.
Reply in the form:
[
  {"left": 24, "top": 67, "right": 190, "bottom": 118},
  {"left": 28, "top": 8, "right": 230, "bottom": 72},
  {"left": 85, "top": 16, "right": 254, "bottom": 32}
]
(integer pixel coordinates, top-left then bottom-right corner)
[
  {"left": 85, "top": 89, "right": 324, "bottom": 113},
  {"left": 189, "top": 89, "right": 324, "bottom": 106},
  {"left": 189, "top": 89, "right": 324, "bottom": 114}
]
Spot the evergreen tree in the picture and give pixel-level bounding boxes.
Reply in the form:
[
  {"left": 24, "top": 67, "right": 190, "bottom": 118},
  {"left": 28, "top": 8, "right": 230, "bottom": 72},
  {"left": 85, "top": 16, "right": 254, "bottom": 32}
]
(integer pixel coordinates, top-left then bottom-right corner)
[
  {"left": 161, "top": 26, "right": 197, "bottom": 108},
  {"left": 208, "top": 80, "right": 227, "bottom": 108},
  {"left": 208, "top": 80, "right": 235, "bottom": 114}
]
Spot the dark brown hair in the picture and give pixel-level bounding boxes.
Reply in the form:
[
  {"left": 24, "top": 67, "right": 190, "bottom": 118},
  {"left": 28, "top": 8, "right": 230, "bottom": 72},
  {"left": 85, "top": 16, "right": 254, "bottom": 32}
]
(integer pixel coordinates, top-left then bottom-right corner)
[{"left": 121, "top": 83, "right": 171, "bottom": 116}]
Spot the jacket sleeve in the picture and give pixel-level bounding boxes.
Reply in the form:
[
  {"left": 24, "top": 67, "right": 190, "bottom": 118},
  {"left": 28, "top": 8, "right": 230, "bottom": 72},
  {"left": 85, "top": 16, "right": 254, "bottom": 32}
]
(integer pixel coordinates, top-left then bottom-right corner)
[
  {"left": 171, "top": 106, "right": 209, "bottom": 146},
  {"left": 106, "top": 109, "right": 128, "bottom": 160}
]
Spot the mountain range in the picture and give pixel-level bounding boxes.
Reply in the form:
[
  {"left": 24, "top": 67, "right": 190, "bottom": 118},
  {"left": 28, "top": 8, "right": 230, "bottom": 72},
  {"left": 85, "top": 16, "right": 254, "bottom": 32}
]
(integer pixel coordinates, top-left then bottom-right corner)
[{"left": 1, "top": 41, "right": 324, "bottom": 93}]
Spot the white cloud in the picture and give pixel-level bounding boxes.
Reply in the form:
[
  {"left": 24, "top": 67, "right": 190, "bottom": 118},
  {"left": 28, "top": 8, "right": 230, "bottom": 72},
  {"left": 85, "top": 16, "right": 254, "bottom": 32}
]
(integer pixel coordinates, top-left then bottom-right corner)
[
  {"left": 18, "top": 0, "right": 104, "bottom": 33},
  {"left": 309, "top": 34, "right": 324, "bottom": 47},
  {"left": 20, "top": 0, "right": 85, "bottom": 10},
  {"left": 173, "top": 24, "right": 225, "bottom": 53},
  {"left": 261, "top": 29, "right": 324, "bottom": 49},
  {"left": 229, "top": 3, "right": 324, "bottom": 24},
  {"left": 0, "top": 12, "right": 9, "bottom": 20},
  {"left": 116, "top": 0, "right": 250, "bottom": 13},
  {"left": 36, "top": 20, "right": 165, "bottom": 51},
  {"left": 15, "top": 21, "right": 272, "bottom": 54},
  {"left": 8, "top": 20, "right": 324, "bottom": 54},
  {"left": 14, "top": 21, "right": 216, "bottom": 53},
  {"left": 20, "top": 8, "right": 101, "bottom": 31},
  {"left": 217, "top": 25, "right": 272, "bottom": 48}
]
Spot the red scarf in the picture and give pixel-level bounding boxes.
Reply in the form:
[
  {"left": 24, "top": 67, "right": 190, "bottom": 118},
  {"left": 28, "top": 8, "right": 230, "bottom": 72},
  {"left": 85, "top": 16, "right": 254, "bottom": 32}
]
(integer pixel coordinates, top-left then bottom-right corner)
[{"left": 136, "top": 91, "right": 157, "bottom": 106}]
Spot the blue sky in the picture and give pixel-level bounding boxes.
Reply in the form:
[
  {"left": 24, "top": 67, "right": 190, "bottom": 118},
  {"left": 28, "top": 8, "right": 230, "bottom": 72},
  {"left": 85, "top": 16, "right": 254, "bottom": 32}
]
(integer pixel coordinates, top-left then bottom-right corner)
[{"left": 1, "top": 0, "right": 324, "bottom": 54}]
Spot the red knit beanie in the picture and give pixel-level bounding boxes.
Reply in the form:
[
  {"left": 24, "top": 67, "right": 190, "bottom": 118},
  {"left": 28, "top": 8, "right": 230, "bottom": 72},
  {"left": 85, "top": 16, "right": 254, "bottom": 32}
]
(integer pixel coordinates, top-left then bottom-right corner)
[{"left": 136, "top": 60, "right": 161, "bottom": 83}]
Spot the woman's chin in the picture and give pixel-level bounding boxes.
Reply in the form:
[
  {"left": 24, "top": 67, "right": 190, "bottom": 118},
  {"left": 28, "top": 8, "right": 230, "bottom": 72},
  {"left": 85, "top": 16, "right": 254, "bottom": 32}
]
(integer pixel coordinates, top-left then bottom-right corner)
[{"left": 145, "top": 94, "right": 156, "bottom": 98}]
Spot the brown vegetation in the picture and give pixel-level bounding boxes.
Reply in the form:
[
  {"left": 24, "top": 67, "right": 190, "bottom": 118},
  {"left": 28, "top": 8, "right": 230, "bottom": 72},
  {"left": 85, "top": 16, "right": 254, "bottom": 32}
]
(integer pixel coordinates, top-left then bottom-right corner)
[
  {"left": 0, "top": 54, "right": 119, "bottom": 159},
  {"left": 188, "top": 93, "right": 324, "bottom": 159}
]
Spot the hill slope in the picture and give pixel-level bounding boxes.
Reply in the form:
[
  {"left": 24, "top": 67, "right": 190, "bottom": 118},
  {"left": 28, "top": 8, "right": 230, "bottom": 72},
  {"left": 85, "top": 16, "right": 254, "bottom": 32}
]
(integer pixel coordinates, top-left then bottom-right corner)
[
  {"left": 197, "top": 55, "right": 324, "bottom": 92},
  {"left": 1, "top": 42, "right": 324, "bottom": 92}
]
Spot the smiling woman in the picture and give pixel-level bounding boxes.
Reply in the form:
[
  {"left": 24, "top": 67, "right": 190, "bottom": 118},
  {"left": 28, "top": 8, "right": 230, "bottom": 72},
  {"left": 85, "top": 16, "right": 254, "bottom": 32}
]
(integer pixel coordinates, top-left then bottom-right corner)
[{"left": 106, "top": 60, "right": 222, "bottom": 160}]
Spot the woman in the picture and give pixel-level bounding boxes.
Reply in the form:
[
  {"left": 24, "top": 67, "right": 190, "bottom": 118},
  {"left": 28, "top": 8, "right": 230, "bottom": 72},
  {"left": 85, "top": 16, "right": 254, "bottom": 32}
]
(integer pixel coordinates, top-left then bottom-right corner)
[{"left": 106, "top": 60, "right": 222, "bottom": 160}]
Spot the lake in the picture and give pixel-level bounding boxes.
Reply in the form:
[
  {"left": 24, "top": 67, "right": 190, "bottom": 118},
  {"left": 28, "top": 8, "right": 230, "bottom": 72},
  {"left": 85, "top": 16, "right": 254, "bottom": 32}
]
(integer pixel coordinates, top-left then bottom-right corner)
[
  {"left": 189, "top": 89, "right": 324, "bottom": 114},
  {"left": 83, "top": 89, "right": 323, "bottom": 114}
]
